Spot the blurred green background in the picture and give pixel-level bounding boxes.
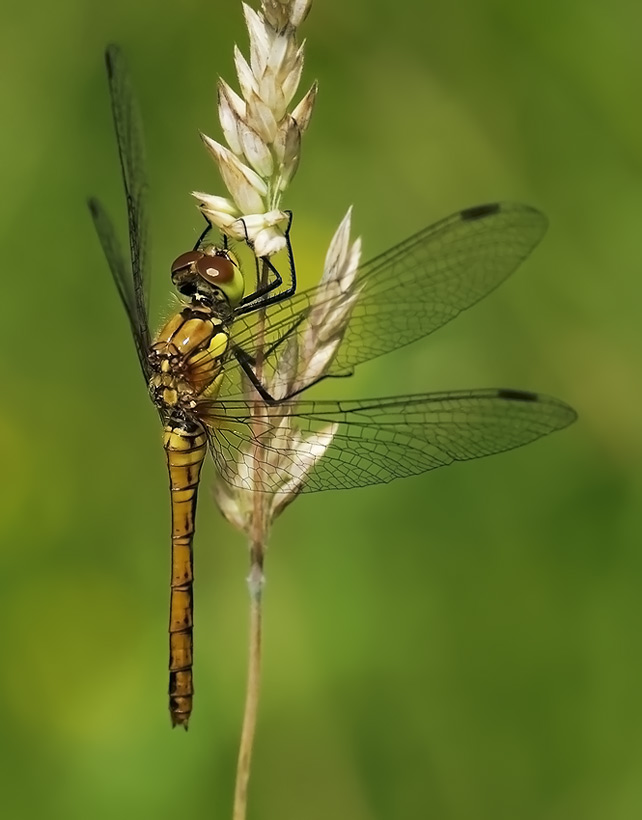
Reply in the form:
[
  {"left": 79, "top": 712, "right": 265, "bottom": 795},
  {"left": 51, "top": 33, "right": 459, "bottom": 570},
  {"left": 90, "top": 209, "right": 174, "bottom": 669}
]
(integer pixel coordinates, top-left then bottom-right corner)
[{"left": 2, "top": 0, "right": 641, "bottom": 817}]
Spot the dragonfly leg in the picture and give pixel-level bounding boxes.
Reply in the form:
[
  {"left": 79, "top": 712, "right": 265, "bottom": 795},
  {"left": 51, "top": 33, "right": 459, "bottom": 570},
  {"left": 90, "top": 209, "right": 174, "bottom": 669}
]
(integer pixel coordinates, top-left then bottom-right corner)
[
  {"left": 192, "top": 214, "right": 214, "bottom": 251},
  {"left": 236, "top": 211, "right": 297, "bottom": 314},
  {"left": 233, "top": 346, "right": 278, "bottom": 402},
  {"left": 193, "top": 213, "right": 233, "bottom": 252},
  {"left": 233, "top": 311, "right": 309, "bottom": 373},
  {"left": 233, "top": 344, "right": 350, "bottom": 404}
]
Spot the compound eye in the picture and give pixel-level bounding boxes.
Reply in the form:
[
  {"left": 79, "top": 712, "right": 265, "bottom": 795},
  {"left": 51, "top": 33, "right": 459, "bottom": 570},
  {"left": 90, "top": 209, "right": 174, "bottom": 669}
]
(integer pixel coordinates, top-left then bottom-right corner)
[
  {"left": 196, "top": 253, "right": 235, "bottom": 285},
  {"left": 171, "top": 250, "right": 203, "bottom": 274}
]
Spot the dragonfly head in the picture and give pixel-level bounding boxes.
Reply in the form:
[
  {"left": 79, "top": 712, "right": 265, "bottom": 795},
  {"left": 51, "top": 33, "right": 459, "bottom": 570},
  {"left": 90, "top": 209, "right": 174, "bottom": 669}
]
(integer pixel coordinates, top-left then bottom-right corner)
[{"left": 171, "top": 246, "right": 245, "bottom": 308}]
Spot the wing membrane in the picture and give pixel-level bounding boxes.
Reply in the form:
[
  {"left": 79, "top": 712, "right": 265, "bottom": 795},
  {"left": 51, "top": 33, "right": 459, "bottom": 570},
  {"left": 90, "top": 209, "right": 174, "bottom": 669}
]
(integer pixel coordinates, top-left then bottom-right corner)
[
  {"left": 200, "top": 388, "right": 576, "bottom": 493},
  {"left": 88, "top": 197, "right": 150, "bottom": 376},
  {"left": 106, "top": 44, "right": 150, "bottom": 325},
  {"left": 88, "top": 44, "right": 150, "bottom": 378},
  {"left": 222, "top": 203, "right": 548, "bottom": 399}
]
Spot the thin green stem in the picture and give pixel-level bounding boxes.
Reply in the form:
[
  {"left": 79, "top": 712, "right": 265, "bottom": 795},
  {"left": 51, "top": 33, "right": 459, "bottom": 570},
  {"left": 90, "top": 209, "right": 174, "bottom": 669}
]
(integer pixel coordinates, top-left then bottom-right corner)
[
  {"left": 232, "top": 258, "right": 270, "bottom": 820},
  {"left": 232, "top": 557, "right": 264, "bottom": 820}
]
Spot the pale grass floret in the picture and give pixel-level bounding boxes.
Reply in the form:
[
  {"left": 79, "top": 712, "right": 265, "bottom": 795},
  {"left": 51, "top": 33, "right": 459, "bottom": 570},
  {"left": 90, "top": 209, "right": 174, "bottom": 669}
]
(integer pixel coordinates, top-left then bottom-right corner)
[
  {"left": 272, "top": 208, "right": 362, "bottom": 400},
  {"left": 214, "top": 209, "right": 362, "bottom": 525},
  {"left": 262, "top": 0, "right": 311, "bottom": 29},
  {"left": 193, "top": 0, "right": 316, "bottom": 257}
]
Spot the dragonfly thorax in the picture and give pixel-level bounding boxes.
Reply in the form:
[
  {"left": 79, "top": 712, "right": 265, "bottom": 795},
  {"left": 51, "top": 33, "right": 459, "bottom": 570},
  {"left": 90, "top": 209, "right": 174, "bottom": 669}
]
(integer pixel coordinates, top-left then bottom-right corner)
[{"left": 148, "top": 304, "right": 229, "bottom": 412}]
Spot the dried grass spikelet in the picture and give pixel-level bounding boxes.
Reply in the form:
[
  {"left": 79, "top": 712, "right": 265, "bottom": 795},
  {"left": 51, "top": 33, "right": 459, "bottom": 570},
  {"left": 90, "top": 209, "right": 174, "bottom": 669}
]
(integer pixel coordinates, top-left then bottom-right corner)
[
  {"left": 195, "top": 2, "right": 362, "bottom": 526},
  {"left": 193, "top": 0, "right": 316, "bottom": 257}
]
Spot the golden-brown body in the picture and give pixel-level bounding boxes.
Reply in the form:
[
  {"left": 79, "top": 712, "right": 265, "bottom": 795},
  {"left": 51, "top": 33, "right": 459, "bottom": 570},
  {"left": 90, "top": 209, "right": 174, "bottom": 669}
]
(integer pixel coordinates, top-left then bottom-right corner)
[{"left": 149, "top": 303, "right": 230, "bottom": 728}]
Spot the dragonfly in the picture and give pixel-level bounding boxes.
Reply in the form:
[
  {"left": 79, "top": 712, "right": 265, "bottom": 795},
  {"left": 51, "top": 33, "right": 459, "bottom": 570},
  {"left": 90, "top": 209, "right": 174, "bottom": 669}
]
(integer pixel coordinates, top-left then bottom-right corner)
[{"left": 88, "top": 45, "right": 576, "bottom": 729}]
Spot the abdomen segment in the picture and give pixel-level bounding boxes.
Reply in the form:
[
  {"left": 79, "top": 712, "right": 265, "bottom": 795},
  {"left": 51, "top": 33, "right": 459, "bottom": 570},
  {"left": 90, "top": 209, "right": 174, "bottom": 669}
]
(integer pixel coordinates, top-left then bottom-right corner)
[{"left": 163, "top": 421, "right": 208, "bottom": 729}]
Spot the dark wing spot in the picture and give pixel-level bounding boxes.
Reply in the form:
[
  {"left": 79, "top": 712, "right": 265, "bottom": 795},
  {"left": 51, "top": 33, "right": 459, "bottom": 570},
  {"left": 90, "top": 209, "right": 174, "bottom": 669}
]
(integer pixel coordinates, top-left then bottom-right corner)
[
  {"left": 460, "top": 203, "right": 501, "bottom": 221},
  {"left": 497, "top": 388, "right": 538, "bottom": 402}
]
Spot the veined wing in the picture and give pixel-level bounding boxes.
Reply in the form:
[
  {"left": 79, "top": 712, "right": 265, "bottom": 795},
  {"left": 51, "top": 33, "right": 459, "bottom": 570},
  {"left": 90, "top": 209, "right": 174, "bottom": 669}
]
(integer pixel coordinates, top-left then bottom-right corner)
[
  {"left": 199, "top": 388, "right": 576, "bottom": 493},
  {"left": 88, "top": 198, "right": 150, "bottom": 376},
  {"left": 222, "top": 202, "right": 548, "bottom": 399},
  {"left": 88, "top": 44, "right": 150, "bottom": 378}
]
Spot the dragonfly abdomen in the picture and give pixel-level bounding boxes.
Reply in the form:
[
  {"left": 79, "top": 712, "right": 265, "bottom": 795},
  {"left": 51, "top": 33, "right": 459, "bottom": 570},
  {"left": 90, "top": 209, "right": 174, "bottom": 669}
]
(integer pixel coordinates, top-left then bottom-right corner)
[{"left": 164, "top": 420, "right": 207, "bottom": 729}]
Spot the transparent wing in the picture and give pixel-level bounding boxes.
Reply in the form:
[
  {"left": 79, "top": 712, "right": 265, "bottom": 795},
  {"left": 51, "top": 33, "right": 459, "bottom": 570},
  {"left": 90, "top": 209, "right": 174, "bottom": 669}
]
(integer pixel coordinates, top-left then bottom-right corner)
[
  {"left": 221, "top": 203, "right": 548, "bottom": 399},
  {"left": 88, "top": 44, "right": 150, "bottom": 378},
  {"left": 106, "top": 44, "right": 150, "bottom": 326},
  {"left": 198, "top": 388, "right": 576, "bottom": 493},
  {"left": 88, "top": 197, "right": 150, "bottom": 377}
]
